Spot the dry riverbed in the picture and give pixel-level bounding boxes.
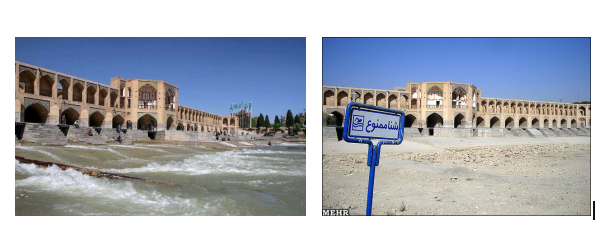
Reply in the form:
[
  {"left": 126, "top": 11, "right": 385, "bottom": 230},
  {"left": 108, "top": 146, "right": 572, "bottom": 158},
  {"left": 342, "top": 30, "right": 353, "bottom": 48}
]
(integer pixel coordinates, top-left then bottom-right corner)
[{"left": 323, "top": 141, "right": 590, "bottom": 215}]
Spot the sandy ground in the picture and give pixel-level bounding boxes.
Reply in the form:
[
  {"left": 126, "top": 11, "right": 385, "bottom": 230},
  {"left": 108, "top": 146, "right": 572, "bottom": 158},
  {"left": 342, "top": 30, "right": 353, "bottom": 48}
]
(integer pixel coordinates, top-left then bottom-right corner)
[{"left": 323, "top": 137, "right": 591, "bottom": 215}]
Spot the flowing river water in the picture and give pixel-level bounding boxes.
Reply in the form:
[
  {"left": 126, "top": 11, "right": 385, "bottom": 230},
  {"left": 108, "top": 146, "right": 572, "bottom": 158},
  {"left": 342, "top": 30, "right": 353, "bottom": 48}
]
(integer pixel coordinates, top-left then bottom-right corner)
[{"left": 15, "top": 143, "right": 306, "bottom": 216}]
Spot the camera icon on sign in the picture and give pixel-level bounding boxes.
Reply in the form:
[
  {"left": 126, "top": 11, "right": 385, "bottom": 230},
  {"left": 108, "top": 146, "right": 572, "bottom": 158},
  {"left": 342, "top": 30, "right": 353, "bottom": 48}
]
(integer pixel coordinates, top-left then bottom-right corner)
[{"left": 352, "top": 115, "right": 364, "bottom": 131}]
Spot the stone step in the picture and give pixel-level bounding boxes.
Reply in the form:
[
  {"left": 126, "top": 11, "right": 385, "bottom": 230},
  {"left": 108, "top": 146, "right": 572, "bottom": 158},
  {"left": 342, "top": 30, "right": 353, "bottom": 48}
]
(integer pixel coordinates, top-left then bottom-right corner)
[
  {"left": 576, "top": 128, "right": 590, "bottom": 135},
  {"left": 568, "top": 128, "right": 588, "bottom": 136},
  {"left": 562, "top": 128, "right": 579, "bottom": 137},
  {"left": 510, "top": 128, "right": 531, "bottom": 137},
  {"left": 403, "top": 128, "right": 422, "bottom": 137},
  {"left": 504, "top": 128, "right": 517, "bottom": 137},
  {"left": 66, "top": 126, "right": 107, "bottom": 145},
  {"left": 538, "top": 128, "right": 557, "bottom": 137},
  {"left": 22, "top": 123, "right": 68, "bottom": 145},
  {"left": 526, "top": 129, "right": 545, "bottom": 138},
  {"left": 551, "top": 128, "right": 570, "bottom": 137},
  {"left": 323, "top": 127, "right": 342, "bottom": 141}
]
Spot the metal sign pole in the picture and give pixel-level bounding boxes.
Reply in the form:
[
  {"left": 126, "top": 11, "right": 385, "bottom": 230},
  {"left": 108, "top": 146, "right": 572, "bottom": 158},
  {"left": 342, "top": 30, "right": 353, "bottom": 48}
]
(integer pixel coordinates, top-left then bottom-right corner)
[
  {"left": 366, "top": 143, "right": 376, "bottom": 216},
  {"left": 342, "top": 102, "right": 404, "bottom": 216}
]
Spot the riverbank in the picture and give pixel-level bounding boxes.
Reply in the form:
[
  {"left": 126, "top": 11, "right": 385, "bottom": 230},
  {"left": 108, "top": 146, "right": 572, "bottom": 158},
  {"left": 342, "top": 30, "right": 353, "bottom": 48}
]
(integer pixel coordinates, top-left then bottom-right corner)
[{"left": 323, "top": 137, "right": 590, "bottom": 215}]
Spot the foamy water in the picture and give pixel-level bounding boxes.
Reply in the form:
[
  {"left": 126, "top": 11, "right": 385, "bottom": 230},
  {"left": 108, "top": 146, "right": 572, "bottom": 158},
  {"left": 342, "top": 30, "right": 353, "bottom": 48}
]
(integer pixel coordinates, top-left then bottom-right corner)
[{"left": 15, "top": 144, "right": 305, "bottom": 215}]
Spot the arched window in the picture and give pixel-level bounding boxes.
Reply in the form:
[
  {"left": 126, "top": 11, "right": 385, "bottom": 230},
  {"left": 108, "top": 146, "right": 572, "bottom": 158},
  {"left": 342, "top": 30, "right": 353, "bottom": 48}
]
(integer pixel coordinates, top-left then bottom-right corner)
[
  {"left": 165, "top": 88, "right": 176, "bottom": 111},
  {"left": 452, "top": 87, "right": 467, "bottom": 108},
  {"left": 139, "top": 84, "right": 157, "bottom": 109},
  {"left": 427, "top": 86, "right": 443, "bottom": 108}
]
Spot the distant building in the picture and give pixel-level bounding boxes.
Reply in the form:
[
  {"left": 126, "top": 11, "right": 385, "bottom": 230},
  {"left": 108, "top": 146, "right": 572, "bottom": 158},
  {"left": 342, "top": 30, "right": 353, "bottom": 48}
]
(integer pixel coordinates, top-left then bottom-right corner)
[
  {"left": 15, "top": 61, "right": 238, "bottom": 134},
  {"left": 323, "top": 81, "right": 590, "bottom": 137}
]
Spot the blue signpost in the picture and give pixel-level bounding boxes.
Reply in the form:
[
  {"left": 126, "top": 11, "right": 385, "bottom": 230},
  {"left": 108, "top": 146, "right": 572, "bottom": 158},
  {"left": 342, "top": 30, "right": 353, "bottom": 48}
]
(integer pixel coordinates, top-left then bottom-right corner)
[{"left": 342, "top": 102, "right": 405, "bottom": 216}]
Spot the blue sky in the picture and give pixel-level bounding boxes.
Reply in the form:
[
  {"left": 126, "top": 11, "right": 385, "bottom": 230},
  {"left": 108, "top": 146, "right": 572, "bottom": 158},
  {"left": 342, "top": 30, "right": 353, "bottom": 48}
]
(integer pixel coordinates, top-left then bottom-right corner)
[
  {"left": 16, "top": 37, "right": 305, "bottom": 118},
  {"left": 323, "top": 38, "right": 591, "bottom": 103}
]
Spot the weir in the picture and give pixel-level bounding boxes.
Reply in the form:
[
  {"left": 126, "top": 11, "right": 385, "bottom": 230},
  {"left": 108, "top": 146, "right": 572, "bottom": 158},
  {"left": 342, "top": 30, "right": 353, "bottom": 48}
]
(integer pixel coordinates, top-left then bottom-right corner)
[{"left": 15, "top": 156, "right": 176, "bottom": 186}]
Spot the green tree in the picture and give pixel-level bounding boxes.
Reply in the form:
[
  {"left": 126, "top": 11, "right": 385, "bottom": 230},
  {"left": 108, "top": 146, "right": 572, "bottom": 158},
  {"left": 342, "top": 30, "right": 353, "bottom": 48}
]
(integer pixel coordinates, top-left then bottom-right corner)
[
  {"left": 297, "top": 112, "right": 306, "bottom": 126},
  {"left": 286, "top": 110, "right": 294, "bottom": 127},
  {"left": 274, "top": 115, "right": 280, "bottom": 124},
  {"left": 294, "top": 114, "right": 301, "bottom": 126},
  {"left": 273, "top": 122, "right": 281, "bottom": 130},
  {"left": 265, "top": 115, "right": 271, "bottom": 127},
  {"left": 251, "top": 117, "right": 258, "bottom": 128},
  {"left": 257, "top": 113, "right": 264, "bottom": 129}
]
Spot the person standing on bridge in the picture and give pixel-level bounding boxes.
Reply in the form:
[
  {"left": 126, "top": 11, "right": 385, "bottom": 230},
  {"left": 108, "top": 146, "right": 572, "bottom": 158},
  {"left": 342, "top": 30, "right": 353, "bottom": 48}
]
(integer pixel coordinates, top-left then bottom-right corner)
[
  {"left": 74, "top": 120, "right": 79, "bottom": 129},
  {"left": 61, "top": 115, "right": 66, "bottom": 125}
]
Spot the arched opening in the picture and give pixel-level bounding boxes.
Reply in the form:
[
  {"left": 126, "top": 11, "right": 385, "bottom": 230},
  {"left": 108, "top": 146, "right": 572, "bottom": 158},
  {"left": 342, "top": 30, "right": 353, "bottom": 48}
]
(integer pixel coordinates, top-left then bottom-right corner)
[
  {"left": 352, "top": 92, "right": 362, "bottom": 103},
  {"left": 187, "top": 124, "right": 192, "bottom": 131},
  {"left": 490, "top": 116, "right": 500, "bottom": 128},
  {"left": 481, "top": 101, "right": 487, "bottom": 113},
  {"left": 364, "top": 93, "right": 374, "bottom": 105},
  {"left": 337, "top": 91, "right": 349, "bottom": 106},
  {"left": 401, "top": 95, "right": 409, "bottom": 108},
  {"left": 452, "top": 87, "right": 467, "bottom": 108},
  {"left": 89, "top": 112, "right": 105, "bottom": 128},
  {"left": 505, "top": 117, "right": 514, "bottom": 129},
  {"left": 376, "top": 93, "right": 386, "bottom": 107},
  {"left": 476, "top": 116, "right": 485, "bottom": 128},
  {"left": 454, "top": 114, "right": 466, "bottom": 128},
  {"left": 327, "top": 111, "right": 344, "bottom": 126},
  {"left": 39, "top": 75, "right": 54, "bottom": 97},
  {"left": 503, "top": 102, "right": 509, "bottom": 114},
  {"left": 532, "top": 118, "right": 540, "bottom": 128},
  {"left": 579, "top": 106, "right": 586, "bottom": 116},
  {"left": 86, "top": 86, "right": 96, "bottom": 104},
  {"left": 544, "top": 119, "right": 550, "bottom": 128},
  {"left": 110, "top": 91, "right": 118, "bottom": 107},
  {"left": 323, "top": 90, "right": 334, "bottom": 105},
  {"left": 496, "top": 102, "right": 502, "bottom": 113},
  {"left": 61, "top": 108, "right": 80, "bottom": 125},
  {"left": 112, "top": 115, "right": 125, "bottom": 129},
  {"left": 19, "top": 71, "right": 36, "bottom": 94},
  {"left": 560, "top": 119, "right": 567, "bottom": 128},
  {"left": 73, "top": 83, "right": 84, "bottom": 102},
  {"left": 571, "top": 119, "right": 577, "bottom": 128},
  {"left": 58, "top": 79, "right": 70, "bottom": 100},
  {"left": 138, "top": 84, "right": 157, "bottom": 109},
  {"left": 517, "top": 103, "right": 523, "bottom": 114},
  {"left": 411, "top": 99, "right": 418, "bottom": 108},
  {"left": 579, "top": 118, "right": 586, "bottom": 127},
  {"left": 388, "top": 94, "right": 398, "bottom": 109},
  {"left": 230, "top": 118, "right": 236, "bottom": 126},
  {"left": 511, "top": 103, "right": 516, "bottom": 114},
  {"left": 98, "top": 89, "right": 108, "bottom": 106},
  {"left": 405, "top": 114, "right": 416, "bottom": 128},
  {"left": 165, "top": 88, "right": 176, "bottom": 110},
  {"left": 519, "top": 117, "right": 528, "bottom": 128},
  {"left": 24, "top": 103, "right": 48, "bottom": 123},
  {"left": 137, "top": 114, "right": 157, "bottom": 131},
  {"left": 427, "top": 86, "right": 443, "bottom": 108},
  {"left": 223, "top": 118, "right": 228, "bottom": 126},
  {"left": 426, "top": 113, "right": 443, "bottom": 128},
  {"left": 552, "top": 119, "right": 558, "bottom": 128}
]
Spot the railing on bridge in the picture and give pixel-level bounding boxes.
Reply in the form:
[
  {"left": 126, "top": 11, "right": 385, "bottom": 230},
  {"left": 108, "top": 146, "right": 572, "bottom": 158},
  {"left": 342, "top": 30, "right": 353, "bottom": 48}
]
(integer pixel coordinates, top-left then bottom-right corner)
[{"left": 138, "top": 104, "right": 156, "bottom": 109}]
